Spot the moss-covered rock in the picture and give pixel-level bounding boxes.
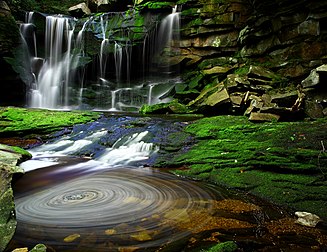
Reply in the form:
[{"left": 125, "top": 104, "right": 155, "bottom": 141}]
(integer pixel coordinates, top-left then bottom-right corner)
[
  {"left": 155, "top": 116, "right": 327, "bottom": 220},
  {"left": 0, "top": 144, "right": 26, "bottom": 252},
  {"left": 0, "top": 107, "right": 100, "bottom": 138},
  {"left": 140, "top": 100, "right": 193, "bottom": 114},
  {"left": 205, "top": 241, "right": 238, "bottom": 252}
]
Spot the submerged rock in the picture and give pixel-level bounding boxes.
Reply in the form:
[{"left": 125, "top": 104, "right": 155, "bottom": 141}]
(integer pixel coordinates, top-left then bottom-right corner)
[{"left": 295, "top": 211, "right": 321, "bottom": 227}]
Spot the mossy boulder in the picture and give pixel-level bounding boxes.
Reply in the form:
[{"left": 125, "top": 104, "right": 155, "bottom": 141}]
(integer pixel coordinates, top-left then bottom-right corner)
[
  {"left": 0, "top": 107, "right": 100, "bottom": 138},
  {"left": 140, "top": 100, "right": 193, "bottom": 114},
  {"left": 155, "top": 116, "right": 327, "bottom": 220},
  {"left": 205, "top": 241, "right": 238, "bottom": 252},
  {"left": 0, "top": 144, "right": 27, "bottom": 251}
]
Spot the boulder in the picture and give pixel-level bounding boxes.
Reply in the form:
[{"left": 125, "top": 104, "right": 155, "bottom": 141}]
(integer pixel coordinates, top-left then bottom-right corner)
[
  {"left": 188, "top": 82, "right": 231, "bottom": 113},
  {"left": 68, "top": 3, "right": 91, "bottom": 18},
  {"left": 0, "top": 144, "right": 28, "bottom": 251},
  {"left": 270, "top": 91, "right": 298, "bottom": 107},
  {"left": 301, "top": 69, "right": 320, "bottom": 88},
  {"left": 249, "top": 112, "right": 280, "bottom": 122},
  {"left": 302, "top": 64, "right": 327, "bottom": 89},
  {"left": 0, "top": 1, "right": 11, "bottom": 16},
  {"left": 304, "top": 100, "right": 324, "bottom": 119}
]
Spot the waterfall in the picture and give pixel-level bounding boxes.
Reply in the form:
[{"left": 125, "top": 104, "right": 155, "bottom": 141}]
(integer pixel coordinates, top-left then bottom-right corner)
[
  {"left": 114, "top": 41, "right": 123, "bottom": 85},
  {"left": 19, "top": 7, "right": 181, "bottom": 111},
  {"left": 28, "top": 15, "right": 76, "bottom": 109},
  {"left": 156, "top": 5, "right": 180, "bottom": 71}
]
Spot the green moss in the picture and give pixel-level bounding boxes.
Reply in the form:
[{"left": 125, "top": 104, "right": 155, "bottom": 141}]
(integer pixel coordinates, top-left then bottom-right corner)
[
  {"left": 233, "top": 65, "right": 249, "bottom": 75},
  {"left": 0, "top": 188, "right": 16, "bottom": 252},
  {"left": 141, "top": 1, "right": 174, "bottom": 10},
  {"left": 29, "top": 244, "right": 47, "bottom": 252},
  {"left": 157, "top": 116, "right": 327, "bottom": 219},
  {"left": 140, "top": 101, "right": 193, "bottom": 114},
  {"left": 181, "top": 8, "right": 201, "bottom": 17},
  {"left": 0, "top": 107, "right": 100, "bottom": 137},
  {"left": 10, "top": 146, "right": 32, "bottom": 159},
  {"left": 0, "top": 15, "right": 21, "bottom": 54},
  {"left": 205, "top": 241, "right": 238, "bottom": 252}
]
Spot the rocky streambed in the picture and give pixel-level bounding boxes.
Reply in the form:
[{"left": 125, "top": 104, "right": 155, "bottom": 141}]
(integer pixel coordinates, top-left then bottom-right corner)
[{"left": 0, "top": 107, "right": 327, "bottom": 251}]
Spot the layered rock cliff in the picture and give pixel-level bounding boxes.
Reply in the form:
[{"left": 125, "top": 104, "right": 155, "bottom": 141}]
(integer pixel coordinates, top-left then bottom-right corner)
[{"left": 1, "top": 0, "right": 326, "bottom": 118}]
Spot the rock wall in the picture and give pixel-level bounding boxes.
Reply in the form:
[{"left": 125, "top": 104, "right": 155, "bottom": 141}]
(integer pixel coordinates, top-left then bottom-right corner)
[
  {"left": 0, "top": 144, "right": 28, "bottom": 251},
  {"left": 0, "top": 1, "right": 26, "bottom": 106},
  {"left": 1, "top": 0, "right": 327, "bottom": 116},
  {"left": 166, "top": 0, "right": 327, "bottom": 119}
]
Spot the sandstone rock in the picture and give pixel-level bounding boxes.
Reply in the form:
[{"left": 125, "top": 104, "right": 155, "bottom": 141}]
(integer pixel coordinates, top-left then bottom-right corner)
[
  {"left": 0, "top": 145, "right": 27, "bottom": 252},
  {"left": 323, "top": 107, "right": 327, "bottom": 116},
  {"left": 206, "top": 88, "right": 230, "bottom": 106},
  {"left": 0, "top": 0, "right": 11, "bottom": 16},
  {"left": 304, "top": 100, "right": 324, "bottom": 119},
  {"left": 249, "top": 112, "right": 280, "bottom": 122},
  {"left": 247, "top": 65, "right": 278, "bottom": 81},
  {"left": 297, "top": 20, "right": 320, "bottom": 36},
  {"left": 244, "top": 95, "right": 264, "bottom": 115},
  {"left": 295, "top": 211, "right": 321, "bottom": 227},
  {"left": 68, "top": 3, "right": 91, "bottom": 18},
  {"left": 271, "top": 91, "right": 298, "bottom": 107},
  {"left": 301, "top": 69, "right": 319, "bottom": 88},
  {"left": 230, "top": 94, "right": 243, "bottom": 106},
  {"left": 202, "top": 65, "right": 232, "bottom": 75},
  {"left": 226, "top": 74, "right": 250, "bottom": 89},
  {"left": 188, "top": 82, "right": 231, "bottom": 113},
  {"left": 316, "top": 64, "right": 327, "bottom": 73}
]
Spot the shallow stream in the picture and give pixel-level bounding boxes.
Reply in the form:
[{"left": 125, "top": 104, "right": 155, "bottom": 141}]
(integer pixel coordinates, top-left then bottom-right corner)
[{"left": 6, "top": 115, "right": 326, "bottom": 251}]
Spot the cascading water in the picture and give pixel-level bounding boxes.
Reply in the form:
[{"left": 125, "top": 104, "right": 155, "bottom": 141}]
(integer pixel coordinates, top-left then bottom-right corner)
[
  {"left": 28, "top": 15, "right": 76, "bottom": 109},
  {"left": 20, "top": 6, "right": 181, "bottom": 111},
  {"left": 155, "top": 5, "right": 181, "bottom": 71}
]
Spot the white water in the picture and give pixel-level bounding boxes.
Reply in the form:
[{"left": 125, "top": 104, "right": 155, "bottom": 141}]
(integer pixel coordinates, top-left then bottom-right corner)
[
  {"left": 20, "top": 130, "right": 158, "bottom": 172},
  {"left": 20, "top": 7, "right": 180, "bottom": 111},
  {"left": 156, "top": 6, "right": 180, "bottom": 59},
  {"left": 29, "top": 16, "right": 76, "bottom": 109}
]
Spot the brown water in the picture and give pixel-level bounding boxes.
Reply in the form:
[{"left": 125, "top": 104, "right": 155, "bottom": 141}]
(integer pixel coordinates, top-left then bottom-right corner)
[{"left": 7, "top": 159, "right": 327, "bottom": 251}]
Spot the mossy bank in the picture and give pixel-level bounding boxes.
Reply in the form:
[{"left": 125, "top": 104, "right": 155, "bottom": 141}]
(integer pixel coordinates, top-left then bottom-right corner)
[
  {"left": 155, "top": 116, "right": 327, "bottom": 220},
  {"left": 0, "top": 107, "right": 100, "bottom": 139}
]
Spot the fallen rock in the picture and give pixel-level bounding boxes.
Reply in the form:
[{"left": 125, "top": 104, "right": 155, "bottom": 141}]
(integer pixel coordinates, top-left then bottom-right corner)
[
  {"left": 301, "top": 69, "right": 320, "bottom": 88},
  {"left": 304, "top": 100, "right": 324, "bottom": 119},
  {"left": 68, "top": 3, "right": 91, "bottom": 18},
  {"left": 248, "top": 112, "right": 280, "bottom": 122},
  {"left": 188, "top": 82, "right": 231, "bottom": 113},
  {"left": 271, "top": 91, "right": 298, "bottom": 107},
  {"left": 295, "top": 211, "right": 321, "bottom": 227}
]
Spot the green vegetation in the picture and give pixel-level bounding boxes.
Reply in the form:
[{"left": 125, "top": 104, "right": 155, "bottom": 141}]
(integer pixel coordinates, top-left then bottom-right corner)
[
  {"left": 205, "top": 241, "right": 238, "bottom": 252},
  {"left": 0, "top": 107, "right": 100, "bottom": 137},
  {"left": 0, "top": 15, "right": 21, "bottom": 54},
  {"left": 140, "top": 100, "right": 193, "bottom": 114},
  {"left": 156, "top": 116, "right": 327, "bottom": 219}
]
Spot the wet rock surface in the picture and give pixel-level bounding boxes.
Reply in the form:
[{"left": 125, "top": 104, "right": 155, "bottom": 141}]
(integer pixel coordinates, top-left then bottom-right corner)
[{"left": 0, "top": 145, "right": 26, "bottom": 251}]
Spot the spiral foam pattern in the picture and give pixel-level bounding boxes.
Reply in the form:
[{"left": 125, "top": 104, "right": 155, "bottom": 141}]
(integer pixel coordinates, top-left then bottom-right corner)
[{"left": 14, "top": 167, "right": 224, "bottom": 250}]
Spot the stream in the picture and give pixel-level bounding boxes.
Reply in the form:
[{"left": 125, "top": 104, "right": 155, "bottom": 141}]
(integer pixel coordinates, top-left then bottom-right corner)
[{"left": 6, "top": 114, "right": 324, "bottom": 251}]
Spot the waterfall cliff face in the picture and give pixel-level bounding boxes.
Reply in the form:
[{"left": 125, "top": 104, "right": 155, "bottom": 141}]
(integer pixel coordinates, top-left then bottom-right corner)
[{"left": 20, "top": 7, "right": 181, "bottom": 111}]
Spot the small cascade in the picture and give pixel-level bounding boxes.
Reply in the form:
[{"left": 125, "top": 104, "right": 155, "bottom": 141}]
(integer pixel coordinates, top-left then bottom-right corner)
[
  {"left": 98, "top": 131, "right": 158, "bottom": 165},
  {"left": 21, "top": 124, "right": 159, "bottom": 172},
  {"left": 28, "top": 15, "right": 76, "bottom": 109},
  {"left": 20, "top": 12, "right": 38, "bottom": 58},
  {"left": 114, "top": 41, "right": 123, "bottom": 85},
  {"left": 156, "top": 5, "right": 181, "bottom": 72}
]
